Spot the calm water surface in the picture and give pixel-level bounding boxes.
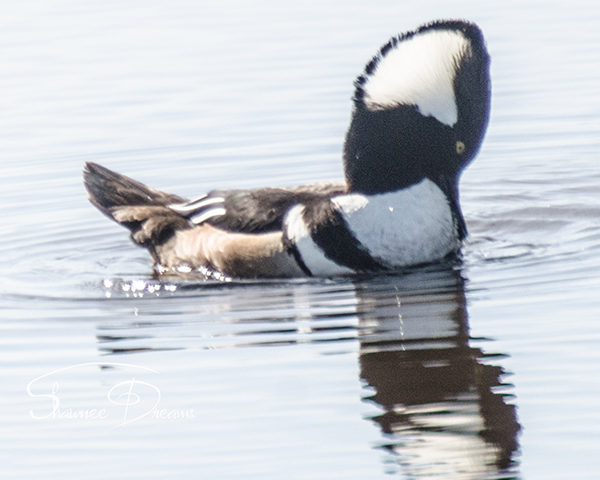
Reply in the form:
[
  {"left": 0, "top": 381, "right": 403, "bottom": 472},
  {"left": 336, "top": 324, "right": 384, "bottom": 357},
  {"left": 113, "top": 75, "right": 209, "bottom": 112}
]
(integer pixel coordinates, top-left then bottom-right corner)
[{"left": 1, "top": 1, "right": 600, "bottom": 479}]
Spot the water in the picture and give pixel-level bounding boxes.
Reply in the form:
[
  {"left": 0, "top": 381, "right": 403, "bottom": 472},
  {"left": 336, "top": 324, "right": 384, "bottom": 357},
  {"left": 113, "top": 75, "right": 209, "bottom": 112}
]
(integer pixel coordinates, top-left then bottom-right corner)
[{"left": 2, "top": 1, "right": 600, "bottom": 478}]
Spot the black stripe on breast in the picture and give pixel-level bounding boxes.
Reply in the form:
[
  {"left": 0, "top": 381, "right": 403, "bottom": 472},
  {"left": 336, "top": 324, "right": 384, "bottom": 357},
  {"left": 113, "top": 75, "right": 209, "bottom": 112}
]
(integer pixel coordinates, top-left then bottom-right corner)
[
  {"left": 282, "top": 234, "right": 313, "bottom": 277},
  {"left": 301, "top": 198, "right": 387, "bottom": 273}
]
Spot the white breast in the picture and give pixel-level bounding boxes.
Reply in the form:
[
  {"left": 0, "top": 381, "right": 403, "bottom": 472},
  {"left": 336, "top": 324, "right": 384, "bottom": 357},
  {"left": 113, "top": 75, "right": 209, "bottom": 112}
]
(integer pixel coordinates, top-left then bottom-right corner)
[{"left": 332, "top": 179, "right": 459, "bottom": 267}]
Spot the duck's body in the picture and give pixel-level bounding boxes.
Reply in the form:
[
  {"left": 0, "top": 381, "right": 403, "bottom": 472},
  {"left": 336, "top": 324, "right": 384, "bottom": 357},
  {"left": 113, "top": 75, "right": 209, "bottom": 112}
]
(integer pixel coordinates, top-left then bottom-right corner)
[{"left": 84, "top": 20, "right": 491, "bottom": 279}]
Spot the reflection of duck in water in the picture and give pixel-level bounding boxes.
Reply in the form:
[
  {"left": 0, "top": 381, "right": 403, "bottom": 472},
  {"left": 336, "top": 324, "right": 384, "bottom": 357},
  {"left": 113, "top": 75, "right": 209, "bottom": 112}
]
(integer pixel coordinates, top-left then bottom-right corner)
[
  {"left": 94, "top": 263, "right": 519, "bottom": 476},
  {"left": 84, "top": 20, "right": 490, "bottom": 279},
  {"left": 356, "top": 269, "right": 520, "bottom": 478}
]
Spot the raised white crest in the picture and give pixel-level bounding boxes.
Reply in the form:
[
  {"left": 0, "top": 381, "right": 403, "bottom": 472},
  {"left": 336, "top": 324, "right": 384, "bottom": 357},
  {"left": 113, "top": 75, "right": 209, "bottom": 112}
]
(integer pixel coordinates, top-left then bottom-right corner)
[{"left": 362, "top": 29, "right": 470, "bottom": 126}]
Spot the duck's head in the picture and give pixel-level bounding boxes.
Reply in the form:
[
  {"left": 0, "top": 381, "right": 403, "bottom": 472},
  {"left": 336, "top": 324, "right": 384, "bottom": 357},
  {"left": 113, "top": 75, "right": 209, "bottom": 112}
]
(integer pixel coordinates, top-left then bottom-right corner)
[{"left": 343, "top": 20, "right": 491, "bottom": 198}]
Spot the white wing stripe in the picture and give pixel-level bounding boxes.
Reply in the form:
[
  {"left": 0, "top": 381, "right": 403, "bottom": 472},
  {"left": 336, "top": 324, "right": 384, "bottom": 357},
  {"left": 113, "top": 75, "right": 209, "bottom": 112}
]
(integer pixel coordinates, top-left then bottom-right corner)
[
  {"left": 189, "top": 207, "right": 227, "bottom": 225},
  {"left": 170, "top": 196, "right": 225, "bottom": 213}
]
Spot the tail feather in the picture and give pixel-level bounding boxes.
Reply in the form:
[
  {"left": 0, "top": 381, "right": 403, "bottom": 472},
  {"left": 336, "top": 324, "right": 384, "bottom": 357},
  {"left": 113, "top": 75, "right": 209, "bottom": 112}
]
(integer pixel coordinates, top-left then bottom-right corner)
[
  {"left": 83, "top": 162, "right": 192, "bottom": 261},
  {"left": 83, "top": 162, "right": 186, "bottom": 215}
]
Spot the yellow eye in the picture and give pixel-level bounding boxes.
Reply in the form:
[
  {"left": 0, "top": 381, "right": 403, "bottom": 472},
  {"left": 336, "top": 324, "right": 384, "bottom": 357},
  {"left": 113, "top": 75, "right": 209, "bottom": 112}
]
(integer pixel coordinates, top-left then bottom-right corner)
[{"left": 456, "top": 141, "right": 466, "bottom": 154}]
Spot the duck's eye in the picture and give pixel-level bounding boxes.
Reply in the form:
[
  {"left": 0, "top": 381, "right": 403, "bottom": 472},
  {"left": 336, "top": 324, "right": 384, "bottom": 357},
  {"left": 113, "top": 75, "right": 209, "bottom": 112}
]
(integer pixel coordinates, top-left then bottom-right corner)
[{"left": 455, "top": 141, "right": 466, "bottom": 154}]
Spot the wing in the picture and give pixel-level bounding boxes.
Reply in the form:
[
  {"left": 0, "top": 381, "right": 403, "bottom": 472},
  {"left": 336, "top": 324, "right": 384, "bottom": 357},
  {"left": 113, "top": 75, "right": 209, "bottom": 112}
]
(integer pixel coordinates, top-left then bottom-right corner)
[{"left": 170, "top": 182, "right": 346, "bottom": 234}]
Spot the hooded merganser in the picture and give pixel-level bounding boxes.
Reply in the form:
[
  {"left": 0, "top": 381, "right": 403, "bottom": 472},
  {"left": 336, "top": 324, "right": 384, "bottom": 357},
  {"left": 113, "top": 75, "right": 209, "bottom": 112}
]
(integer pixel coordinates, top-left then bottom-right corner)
[{"left": 84, "top": 20, "right": 491, "bottom": 278}]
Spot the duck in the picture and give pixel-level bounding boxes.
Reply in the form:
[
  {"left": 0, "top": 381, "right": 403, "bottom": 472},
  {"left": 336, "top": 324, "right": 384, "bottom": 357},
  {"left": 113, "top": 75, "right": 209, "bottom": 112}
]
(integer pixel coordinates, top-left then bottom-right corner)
[{"left": 84, "top": 19, "right": 491, "bottom": 279}]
